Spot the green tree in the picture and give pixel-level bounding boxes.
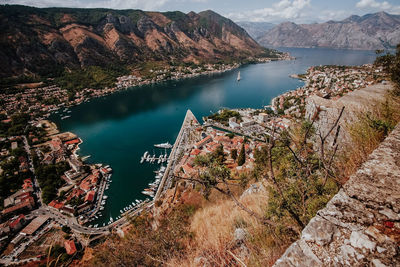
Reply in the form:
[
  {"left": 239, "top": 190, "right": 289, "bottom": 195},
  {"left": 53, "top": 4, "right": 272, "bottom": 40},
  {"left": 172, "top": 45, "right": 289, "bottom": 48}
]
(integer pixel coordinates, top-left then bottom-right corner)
[
  {"left": 230, "top": 149, "right": 238, "bottom": 161},
  {"left": 375, "top": 44, "right": 400, "bottom": 95},
  {"left": 237, "top": 143, "right": 245, "bottom": 166}
]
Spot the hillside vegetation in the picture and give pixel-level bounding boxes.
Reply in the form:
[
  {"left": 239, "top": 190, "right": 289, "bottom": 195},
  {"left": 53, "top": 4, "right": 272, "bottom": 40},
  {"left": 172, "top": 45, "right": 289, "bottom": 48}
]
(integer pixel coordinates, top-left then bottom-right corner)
[{"left": 0, "top": 5, "right": 277, "bottom": 87}]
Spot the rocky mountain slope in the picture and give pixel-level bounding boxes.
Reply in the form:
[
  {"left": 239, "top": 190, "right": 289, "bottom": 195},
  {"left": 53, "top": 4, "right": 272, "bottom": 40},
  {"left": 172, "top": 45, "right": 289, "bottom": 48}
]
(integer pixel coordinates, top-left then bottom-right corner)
[
  {"left": 236, "top": 21, "right": 275, "bottom": 40},
  {"left": 0, "top": 5, "right": 271, "bottom": 78},
  {"left": 257, "top": 12, "right": 400, "bottom": 50}
]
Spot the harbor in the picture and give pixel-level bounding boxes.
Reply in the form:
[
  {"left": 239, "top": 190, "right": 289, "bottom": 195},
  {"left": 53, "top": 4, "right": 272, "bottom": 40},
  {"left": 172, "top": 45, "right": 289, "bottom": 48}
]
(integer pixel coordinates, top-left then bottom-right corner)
[{"left": 52, "top": 48, "right": 377, "bottom": 225}]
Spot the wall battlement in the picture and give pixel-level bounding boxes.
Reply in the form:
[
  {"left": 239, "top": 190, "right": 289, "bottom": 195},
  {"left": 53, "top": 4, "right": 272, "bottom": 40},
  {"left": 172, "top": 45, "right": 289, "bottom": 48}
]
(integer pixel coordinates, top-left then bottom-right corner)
[{"left": 274, "top": 123, "right": 400, "bottom": 266}]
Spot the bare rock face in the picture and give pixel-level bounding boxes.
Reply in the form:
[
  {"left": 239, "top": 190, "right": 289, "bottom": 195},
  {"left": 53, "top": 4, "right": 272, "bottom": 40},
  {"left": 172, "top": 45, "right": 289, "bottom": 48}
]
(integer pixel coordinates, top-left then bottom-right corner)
[
  {"left": 304, "top": 83, "right": 392, "bottom": 148},
  {"left": 274, "top": 122, "right": 400, "bottom": 266},
  {"left": 258, "top": 12, "right": 400, "bottom": 50}
]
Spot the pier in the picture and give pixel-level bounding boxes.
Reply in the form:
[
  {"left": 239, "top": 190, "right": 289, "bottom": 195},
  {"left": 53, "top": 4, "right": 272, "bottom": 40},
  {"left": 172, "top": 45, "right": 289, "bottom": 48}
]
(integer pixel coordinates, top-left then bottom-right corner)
[
  {"left": 140, "top": 152, "right": 168, "bottom": 164},
  {"left": 56, "top": 110, "right": 199, "bottom": 235}
]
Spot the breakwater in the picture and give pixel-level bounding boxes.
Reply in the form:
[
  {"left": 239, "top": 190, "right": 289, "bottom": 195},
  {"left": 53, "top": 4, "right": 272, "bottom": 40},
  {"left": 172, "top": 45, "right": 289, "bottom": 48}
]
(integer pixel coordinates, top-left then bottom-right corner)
[{"left": 155, "top": 109, "right": 199, "bottom": 200}]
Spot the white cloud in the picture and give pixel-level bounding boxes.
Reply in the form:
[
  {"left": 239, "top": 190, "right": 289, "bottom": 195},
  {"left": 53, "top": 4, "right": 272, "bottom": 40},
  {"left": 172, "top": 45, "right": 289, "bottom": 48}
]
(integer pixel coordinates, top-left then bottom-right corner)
[
  {"left": 317, "top": 10, "right": 351, "bottom": 22},
  {"left": 226, "top": 0, "right": 312, "bottom": 23},
  {"left": 356, "top": 0, "right": 400, "bottom": 14},
  {"left": 356, "top": 0, "right": 391, "bottom": 9},
  {"left": 1, "top": 0, "right": 204, "bottom": 10}
]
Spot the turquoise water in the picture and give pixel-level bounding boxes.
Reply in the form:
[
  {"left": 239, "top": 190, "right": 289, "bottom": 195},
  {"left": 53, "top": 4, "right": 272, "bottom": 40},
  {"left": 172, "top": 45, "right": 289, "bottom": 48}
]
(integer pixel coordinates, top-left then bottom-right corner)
[{"left": 50, "top": 48, "right": 377, "bottom": 224}]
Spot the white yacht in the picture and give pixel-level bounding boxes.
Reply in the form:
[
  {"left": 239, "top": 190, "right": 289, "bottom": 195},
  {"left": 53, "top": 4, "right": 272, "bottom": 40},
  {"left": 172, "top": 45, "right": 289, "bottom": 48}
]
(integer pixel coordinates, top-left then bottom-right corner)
[{"left": 154, "top": 142, "right": 172, "bottom": 149}]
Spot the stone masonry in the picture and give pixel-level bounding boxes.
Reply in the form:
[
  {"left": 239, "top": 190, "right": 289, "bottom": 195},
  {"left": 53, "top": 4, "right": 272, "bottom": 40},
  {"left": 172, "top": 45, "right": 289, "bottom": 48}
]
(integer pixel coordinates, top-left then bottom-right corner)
[{"left": 274, "top": 122, "right": 400, "bottom": 266}]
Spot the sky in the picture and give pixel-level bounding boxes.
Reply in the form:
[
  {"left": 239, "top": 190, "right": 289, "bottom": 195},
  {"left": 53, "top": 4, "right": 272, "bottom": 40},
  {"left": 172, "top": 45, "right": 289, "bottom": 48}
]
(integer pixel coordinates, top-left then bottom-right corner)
[{"left": 2, "top": 0, "right": 400, "bottom": 23}]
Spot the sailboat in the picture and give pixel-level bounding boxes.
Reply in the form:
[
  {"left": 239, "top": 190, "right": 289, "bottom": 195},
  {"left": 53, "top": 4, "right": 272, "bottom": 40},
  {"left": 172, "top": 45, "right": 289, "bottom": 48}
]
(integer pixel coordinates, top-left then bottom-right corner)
[{"left": 237, "top": 71, "right": 241, "bottom": 82}]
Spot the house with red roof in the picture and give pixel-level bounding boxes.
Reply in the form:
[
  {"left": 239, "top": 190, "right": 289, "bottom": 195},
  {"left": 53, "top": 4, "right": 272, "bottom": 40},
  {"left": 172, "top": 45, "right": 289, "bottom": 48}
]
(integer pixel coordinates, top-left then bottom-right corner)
[
  {"left": 22, "top": 179, "right": 33, "bottom": 190},
  {"left": 84, "top": 191, "right": 96, "bottom": 202},
  {"left": 64, "top": 240, "right": 77, "bottom": 255},
  {"left": 9, "top": 214, "right": 26, "bottom": 231},
  {"left": 79, "top": 179, "right": 92, "bottom": 192},
  {"left": 48, "top": 200, "right": 64, "bottom": 210},
  {"left": 182, "top": 163, "right": 196, "bottom": 177},
  {"left": 190, "top": 149, "right": 201, "bottom": 157},
  {"left": 65, "top": 138, "right": 80, "bottom": 145},
  {"left": 194, "top": 136, "right": 212, "bottom": 149}
]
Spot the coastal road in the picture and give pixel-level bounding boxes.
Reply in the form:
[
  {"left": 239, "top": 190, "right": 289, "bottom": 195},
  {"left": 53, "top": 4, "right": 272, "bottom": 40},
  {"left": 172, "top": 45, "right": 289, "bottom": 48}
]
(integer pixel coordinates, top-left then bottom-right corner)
[{"left": 22, "top": 136, "right": 44, "bottom": 206}]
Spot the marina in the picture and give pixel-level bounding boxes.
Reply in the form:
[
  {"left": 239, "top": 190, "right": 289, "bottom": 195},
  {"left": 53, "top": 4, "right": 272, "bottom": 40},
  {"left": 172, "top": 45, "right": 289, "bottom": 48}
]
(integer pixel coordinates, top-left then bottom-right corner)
[
  {"left": 52, "top": 48, "right": 377, "bottom": 225},
  {"left": 140, "top": 150, "right": 169, "bottom": 164}
]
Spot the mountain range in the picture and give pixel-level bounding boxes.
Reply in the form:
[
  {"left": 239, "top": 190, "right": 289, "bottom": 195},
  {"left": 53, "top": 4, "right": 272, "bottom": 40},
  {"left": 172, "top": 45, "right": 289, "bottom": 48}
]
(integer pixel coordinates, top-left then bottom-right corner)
[
  {"left": 240, "top": 12, "right": 400, "bottom": 50},
  {"left": 0, "top": 5, "right": 271, "bottom": 78},
  {"left": 236, "top": 21, "right": 275, "bottom": 40}
]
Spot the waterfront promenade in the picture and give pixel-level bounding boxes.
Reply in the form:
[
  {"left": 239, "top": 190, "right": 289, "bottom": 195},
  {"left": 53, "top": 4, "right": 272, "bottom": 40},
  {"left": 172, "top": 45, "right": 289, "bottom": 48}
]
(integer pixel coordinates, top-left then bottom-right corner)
[{"left": 154, "top": 109, "right": 199, "bottom": 200}]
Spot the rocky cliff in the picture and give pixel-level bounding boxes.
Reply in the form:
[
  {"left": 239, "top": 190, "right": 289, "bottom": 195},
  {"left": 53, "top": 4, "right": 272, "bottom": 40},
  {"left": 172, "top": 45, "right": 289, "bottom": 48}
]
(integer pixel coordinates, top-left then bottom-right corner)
[
  {"left": 257, "top": 12, "right": 400, "bottom": 50},
  {"left": 275, "top": 83, "right": 400, "bottom": 266},
  {"left": 274, "top": 121, "right": 400, "bottom": 266},
  {"left": 0, "top": 5, "right": 270, "bottom": 78},
  {"left": 304, "top": 83, "right": 392, "bottom": 147}
]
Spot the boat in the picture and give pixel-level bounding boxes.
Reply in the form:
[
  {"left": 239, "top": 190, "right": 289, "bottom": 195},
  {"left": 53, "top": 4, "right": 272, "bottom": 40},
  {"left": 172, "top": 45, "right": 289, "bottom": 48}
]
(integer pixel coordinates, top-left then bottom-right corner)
[
  {"left": 154, "top": 142, "right": 172, "bottom": 149},
  {"left": 142, "top": 191, "right": 154, "bottom": 196},
  {"left": 120, "top": 210, "right": 123, "bottom": 213},
  {"left": 103, "top": 195, "right": 108, "bottom": 199},
  {"left": 61, "top": 115, "right": 71, "bottom": 120},
  {"left": 237, "top": 71, "right": 241, "bottom": 82}
]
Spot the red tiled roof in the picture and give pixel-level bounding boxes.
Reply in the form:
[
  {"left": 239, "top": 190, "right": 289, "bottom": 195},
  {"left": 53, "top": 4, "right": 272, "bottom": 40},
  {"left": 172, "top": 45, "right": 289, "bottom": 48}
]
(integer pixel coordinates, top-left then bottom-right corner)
[
  {"left": 65, "top": 139, "right": 80, "bottom": 145},
  {"left": 84, "top": 191, "right": 95, "bottom": 202},
  {"left": 190, "top": 149, "right": 201, "bottom": 156},
  {"left": 2, "top": 198, "right": 34, "bottom": 215},
  {"left": 48, "top": 200, "right": 64, "bottom": 210},
  {"left": 194, "top": 136, "right": 212, "bottom": 148},
  {"left": 9, "top": 214, "right": 25, "bottom": 229},
  {"left": 182, "top": 163, "right": 196, "bottom": 175},
  {"left": 79, "top": 180, "right": 91, "bottom": 191},
  {"left": 64, "top": 240, "right": 77, "bottom": 255}
]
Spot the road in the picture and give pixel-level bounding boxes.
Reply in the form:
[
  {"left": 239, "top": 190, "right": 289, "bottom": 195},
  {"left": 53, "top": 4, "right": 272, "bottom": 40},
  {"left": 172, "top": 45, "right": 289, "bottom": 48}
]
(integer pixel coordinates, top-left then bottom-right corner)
[{"left": 22, "top": 136, "right": 44, "bottom": 206}]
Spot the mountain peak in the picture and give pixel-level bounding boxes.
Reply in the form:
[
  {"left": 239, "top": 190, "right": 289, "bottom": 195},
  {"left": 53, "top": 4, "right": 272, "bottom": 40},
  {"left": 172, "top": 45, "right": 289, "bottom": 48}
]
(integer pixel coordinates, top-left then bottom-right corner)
[
  {"left": 0, "top": 5, "right": 269, "bottom": 78},
  {"left": 343, "top": 15, "right": 361, "bottom": 23},
  {"left": 256, "top": 11, "right": 400, "bottom": 50}
]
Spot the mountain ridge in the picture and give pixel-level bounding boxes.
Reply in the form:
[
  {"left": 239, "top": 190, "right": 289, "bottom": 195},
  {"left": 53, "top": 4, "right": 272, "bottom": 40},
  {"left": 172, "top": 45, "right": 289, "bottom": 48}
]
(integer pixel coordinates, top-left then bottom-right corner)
[
  {"left": 255, "top": 12, "right": 400, "bottom": 50},
  {"left": 0, "top": 5, "right": 273, "bottom": 78}
]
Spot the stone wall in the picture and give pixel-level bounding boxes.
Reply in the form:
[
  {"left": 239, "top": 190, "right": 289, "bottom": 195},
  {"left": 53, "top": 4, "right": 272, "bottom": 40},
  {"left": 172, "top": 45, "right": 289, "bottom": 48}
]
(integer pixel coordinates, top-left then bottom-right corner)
[
  {"left": 305, "top": 83, "right": 391, "bottom": 148},
  {"left": 274, "top": 122, "right": 400, "bottom": 266}
]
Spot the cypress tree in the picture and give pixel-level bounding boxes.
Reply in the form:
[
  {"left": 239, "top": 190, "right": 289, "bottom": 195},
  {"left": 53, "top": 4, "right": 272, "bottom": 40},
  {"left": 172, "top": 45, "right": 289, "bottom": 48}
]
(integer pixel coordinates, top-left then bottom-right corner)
[{"left": 237, "top": 143, "right": 245, "bottom": 166}]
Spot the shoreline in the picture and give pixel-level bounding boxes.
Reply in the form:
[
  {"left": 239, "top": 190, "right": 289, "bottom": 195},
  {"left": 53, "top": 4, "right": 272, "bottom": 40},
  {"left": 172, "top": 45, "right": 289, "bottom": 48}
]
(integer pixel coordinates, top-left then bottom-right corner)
[{"left": 22, "top": 56, "right": 294, "bottom": 227}]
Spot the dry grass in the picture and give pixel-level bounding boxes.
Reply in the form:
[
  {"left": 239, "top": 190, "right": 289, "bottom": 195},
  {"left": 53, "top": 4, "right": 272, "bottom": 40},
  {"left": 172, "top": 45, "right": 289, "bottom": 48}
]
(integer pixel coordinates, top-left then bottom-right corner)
[
  {"left": 337, "top": 93, "right": 400, "bottom": 181},
  {"left": 167, "top": 186, "right": 280, "bottom": 266}
]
